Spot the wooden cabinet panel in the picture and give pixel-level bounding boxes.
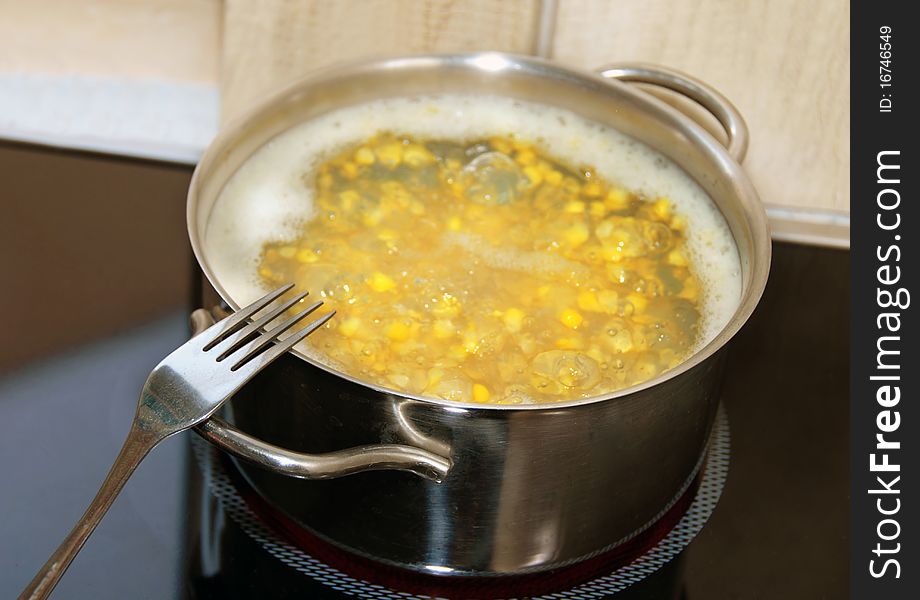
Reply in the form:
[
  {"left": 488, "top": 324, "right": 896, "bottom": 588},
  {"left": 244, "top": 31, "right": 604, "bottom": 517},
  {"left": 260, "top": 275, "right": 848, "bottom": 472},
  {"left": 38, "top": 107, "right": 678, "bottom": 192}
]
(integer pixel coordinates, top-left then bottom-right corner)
[
  {"left": 221, "top": 0, "right": 540, "bottom": 122},
  {"left": 551, "top": 0, "right": 850, "bottom": 215}
]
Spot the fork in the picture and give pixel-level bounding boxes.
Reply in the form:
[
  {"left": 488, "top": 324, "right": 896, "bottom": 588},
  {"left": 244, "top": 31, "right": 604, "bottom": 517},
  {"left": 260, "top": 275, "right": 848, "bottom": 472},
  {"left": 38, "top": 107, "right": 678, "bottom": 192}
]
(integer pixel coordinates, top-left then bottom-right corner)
[{"left": 20, "top": 284, "right": 333, "bottom": 600}]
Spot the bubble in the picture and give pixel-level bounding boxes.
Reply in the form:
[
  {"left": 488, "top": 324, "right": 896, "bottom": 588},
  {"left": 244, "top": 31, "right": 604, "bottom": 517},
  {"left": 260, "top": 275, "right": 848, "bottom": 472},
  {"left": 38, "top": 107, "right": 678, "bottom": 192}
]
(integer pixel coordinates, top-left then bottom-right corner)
[
  {"left": 531, "top": 350, "right": 601, "bottom": 394},
  {"left": 426, "top": 373, "right": 473, "bottom": 403},
  {"left": 460, "top": 151, "right": 524, "bottom": 205}
]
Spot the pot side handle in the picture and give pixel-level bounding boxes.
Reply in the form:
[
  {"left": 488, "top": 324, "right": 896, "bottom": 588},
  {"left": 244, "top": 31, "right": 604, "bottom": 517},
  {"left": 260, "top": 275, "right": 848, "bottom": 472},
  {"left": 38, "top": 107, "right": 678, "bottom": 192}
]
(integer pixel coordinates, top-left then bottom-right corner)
[
  {"left": 188, "top": 309, "right": 451, "bottom": 483},
  {"left": 596, "top": 63, "right": 749, "bottom": 163}
]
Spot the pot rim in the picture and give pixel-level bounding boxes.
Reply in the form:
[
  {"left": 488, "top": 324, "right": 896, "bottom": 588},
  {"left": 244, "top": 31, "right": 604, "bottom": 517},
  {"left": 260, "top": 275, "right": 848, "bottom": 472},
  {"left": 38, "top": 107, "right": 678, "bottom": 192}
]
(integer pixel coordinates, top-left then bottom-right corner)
[{"left": 188, "top": 51, "right": 771, "bottom": 412}]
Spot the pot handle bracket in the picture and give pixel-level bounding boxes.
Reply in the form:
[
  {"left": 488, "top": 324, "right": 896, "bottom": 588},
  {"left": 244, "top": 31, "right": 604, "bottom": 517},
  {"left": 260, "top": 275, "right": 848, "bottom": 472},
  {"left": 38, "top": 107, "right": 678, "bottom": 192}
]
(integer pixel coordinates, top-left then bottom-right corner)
[
  {"left": 189, "top": 309, "right": 452, "bottom": 483},
  {"left": 596, "top": 63, "right": 749, "bottom": 163}
]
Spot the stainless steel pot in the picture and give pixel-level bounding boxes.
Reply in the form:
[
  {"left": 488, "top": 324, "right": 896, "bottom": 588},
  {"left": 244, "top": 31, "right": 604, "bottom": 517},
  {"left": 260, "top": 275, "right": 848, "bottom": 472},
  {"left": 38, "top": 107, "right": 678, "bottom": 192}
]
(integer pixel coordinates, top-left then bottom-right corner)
[{"left": 187, "top": 53, "right": 770, "bottom": 575}]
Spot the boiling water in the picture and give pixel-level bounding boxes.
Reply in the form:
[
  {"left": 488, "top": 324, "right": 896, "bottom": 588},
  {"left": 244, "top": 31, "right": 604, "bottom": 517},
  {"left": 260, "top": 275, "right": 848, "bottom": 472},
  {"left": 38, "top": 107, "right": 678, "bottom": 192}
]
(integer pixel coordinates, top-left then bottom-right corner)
[{"left": 205, "top": 95, "right": 742, "bottom": 403}]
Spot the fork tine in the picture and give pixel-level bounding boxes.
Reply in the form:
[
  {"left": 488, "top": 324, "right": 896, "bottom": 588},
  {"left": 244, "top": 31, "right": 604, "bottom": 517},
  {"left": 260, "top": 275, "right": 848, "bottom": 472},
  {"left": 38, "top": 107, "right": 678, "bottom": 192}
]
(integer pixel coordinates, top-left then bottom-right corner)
[
  {"left": 202, "top": 284, "right": 294, "bottom": 351},
  {"left": 212, "top": 290, "right": 310, "bottom": 361},
  {"left": 228, "top": 301, "right": 325, "bottom": 370},
  {"left": 202, "top": 284, "right": 294, "bottom": 350},
  {"left": 232, "top": 310, "right": 336, "bottom": 376}
]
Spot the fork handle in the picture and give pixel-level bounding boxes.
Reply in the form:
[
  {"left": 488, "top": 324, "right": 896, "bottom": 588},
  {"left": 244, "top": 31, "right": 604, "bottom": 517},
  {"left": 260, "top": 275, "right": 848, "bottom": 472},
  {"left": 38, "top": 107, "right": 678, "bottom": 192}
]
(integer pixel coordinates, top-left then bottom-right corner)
[{"left": 19, "top": 425, "right": 160, "bottom": 600}]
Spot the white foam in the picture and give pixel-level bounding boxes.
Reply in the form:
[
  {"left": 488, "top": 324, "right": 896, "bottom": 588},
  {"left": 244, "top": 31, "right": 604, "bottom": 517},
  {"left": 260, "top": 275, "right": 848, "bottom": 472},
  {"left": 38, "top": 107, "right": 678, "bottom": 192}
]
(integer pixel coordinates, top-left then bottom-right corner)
[{"left": 205, "top": 95, "right": 742, "bottom": 350}]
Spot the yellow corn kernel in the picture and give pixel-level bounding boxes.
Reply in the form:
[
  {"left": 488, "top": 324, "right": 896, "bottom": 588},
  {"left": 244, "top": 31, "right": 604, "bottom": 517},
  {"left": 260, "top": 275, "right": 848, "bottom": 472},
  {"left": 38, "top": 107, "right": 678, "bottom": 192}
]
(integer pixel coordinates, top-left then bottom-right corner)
[
  {"left": 598, "top": 290, "right": 619, "bottom": 313},
  {"left": 427, "top": 367, "right": 445, "bottom": 388},
  {"left": 388, "top": 373, "right": 411, "bottom": 388},
  {"left": 626, "top": 292, "right": 649, "bottom": 313},
  {"left": 589, "top": 201, "right": 606, "bottom": 218},
  {"left": 375, "top": 143, "right": 403, "bottom": 167},
  {"left": 317, "top": 172, "right": 334, "bottom": 189},
  {"left": 582, "top": 181, "right": 604, "bottom": 198},
  {"left": 258, "top": 266, "right": 273, "bottom": 279},
  {"left": 462, "top": 330, "right": 480, "bottom": 354},
  {"left": 433, "top": 319, "right": 456, "bottom": 339},
  {"left": 354, "top": 147, "right": 376, "bottom": 165},
  {"left": 522, "top": 165, "right": 543, "bottom": 187},
  {"left": 517, "top": 335, "right": 536, "bottom": 355},
  {"left": 278, "top": 246, "right": 297, "bottom": 259},
  {"left": 679, "top": 278, "right": 699, "bottom": 301},
  {"left": 577, "top": 290, "right": 601, "bottom": 312},
  {"left": 607, "top": 328, "right": 634, "bottom": 353},
  {"left": 503, "top": 307, "right": 526, "bottom": 332},
  {"left": 386, "top": 321, "right": 412, "bottom": 342},
  {"left": 489, "top": 136, "right": 513, "bottom": 154},
  {"left": 408, "top": 201, "right": 426, "bottom": 215},
  {"left": 338, "top": 317, "right": 360, "bottom": 337},
  {"left": 296, "top": 248, "right": 318, "bottom": 263},
  {"left": 560, "top": 308, "right": 583, "bottom": 329},
  {"left": 515, "top": 148, "right": 536, "bottom": 166},
  {"left": 670, "top": 214, "right": 687, "bottom": 232},
  {"left": 380, "top": 180, "right": 410, "bottom": 205},
  {"left": 555, "top": 337, "right": 584, "bottom": 350},
  {"left": 564, "top": 201, "right": 586, "bottom": 214},
  {"left": 605, "top": 187, "right": 630, "bottom": 210},
  {"left": 544, "top": 169, "right": 563, "bottom": 185},
  {"left": 631, "top": 312, "right": 657, "bottom": 326},
  {"left": 402, "top": 144, "right": 433, "bottom": 167},
  {"left": 358, "top": 203, "right": 384, "bottom": 225},
  {"left": 340, "top": 161, "right": 358, "bottom": 178},
  {"left": 377, "top": 229, "right": 398, "bottom": 241},
  {"left": 448, "top": 345, "right": 468, "bottom": 361},
  {"left": 587, "top": 347, "right": 606, "bottom": 363},
  {"left": 652, "top": 197, "right": 672, "bottom": 221},
  {"left": 433, "top": 293, "right": 461, "bottom": 317},
  {"left": 602, "top": 246, "right": 625, "bottom": 263},
  {"left": 562, "top": 178, "right": 582, "bottom": 195},
  {"left": 338, "top": 189, "right": 360, "bottom": 210},
  {"left": 537, "top": 285, "right": 551, "bottom": 298},
  {"left": 667, "top": 248, "right": 689, "bottom": 267},
  {"left": 368, "top": 272, "right": 396, "bottom": 293},
  {"left": 562, "top": 222, "right": 590, "bottom": 248},
  {"left": 464, "top": 203, "right": 486, "bottom": 219},
  {"left": 447, "top": 215, "right": 462, "bottom": 231},
  {"left": 511, "top": 137, "right": 532, "bottom": 151},
  {"left": 472, "top": 383, "right": 491, "bottom": 403}
]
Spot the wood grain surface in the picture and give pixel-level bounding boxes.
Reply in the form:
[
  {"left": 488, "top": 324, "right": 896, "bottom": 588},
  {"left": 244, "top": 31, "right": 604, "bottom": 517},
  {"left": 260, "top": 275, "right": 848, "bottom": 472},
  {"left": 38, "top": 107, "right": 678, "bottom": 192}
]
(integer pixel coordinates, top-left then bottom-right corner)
[
  {"left": 0, "top": 0, "right": 219, "bottom": 83},
  {"left": 551, "top": 0, "right": 850, "bottom": 215},
  {"left": 221, "top": 0, "right": 540, "bottom": 122}
]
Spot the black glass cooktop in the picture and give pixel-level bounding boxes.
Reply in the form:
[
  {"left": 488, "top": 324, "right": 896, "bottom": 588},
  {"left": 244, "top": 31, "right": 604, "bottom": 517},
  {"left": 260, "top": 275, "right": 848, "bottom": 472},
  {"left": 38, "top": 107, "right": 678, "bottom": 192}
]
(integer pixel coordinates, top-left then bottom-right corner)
[{"left": 0, "top": 243, "right": 848, "bottom": 599}]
